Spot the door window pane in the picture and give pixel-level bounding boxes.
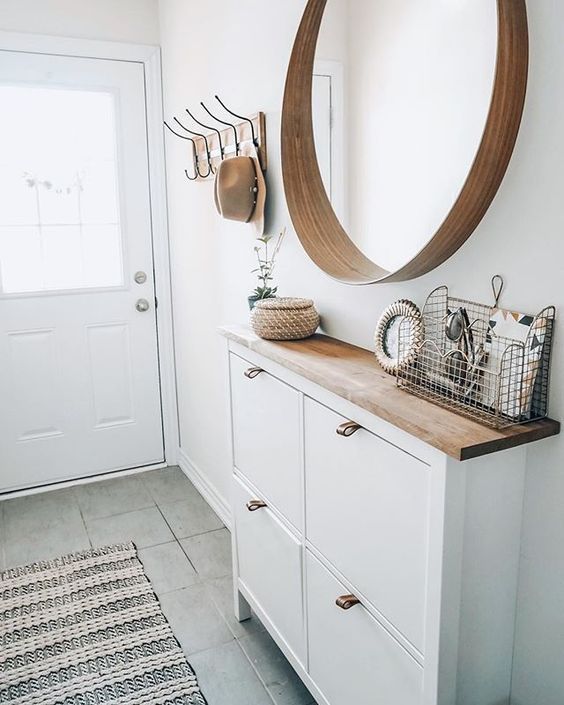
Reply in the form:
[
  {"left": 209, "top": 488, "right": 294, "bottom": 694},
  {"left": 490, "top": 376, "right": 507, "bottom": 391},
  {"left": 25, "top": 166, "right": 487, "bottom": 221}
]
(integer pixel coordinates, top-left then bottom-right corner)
[{"left": 0, "top": 86, "right": 123, "bottom": 294}]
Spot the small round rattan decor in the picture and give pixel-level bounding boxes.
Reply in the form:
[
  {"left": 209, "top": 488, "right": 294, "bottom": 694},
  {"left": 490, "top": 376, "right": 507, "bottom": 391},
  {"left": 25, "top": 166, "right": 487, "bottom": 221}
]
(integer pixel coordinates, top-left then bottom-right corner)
[
  {"left": 374, "top": 299, "right": 424, "bottom": 374},
  {"left": 251, "top": 297, "right": 320, "bottom": 341}
]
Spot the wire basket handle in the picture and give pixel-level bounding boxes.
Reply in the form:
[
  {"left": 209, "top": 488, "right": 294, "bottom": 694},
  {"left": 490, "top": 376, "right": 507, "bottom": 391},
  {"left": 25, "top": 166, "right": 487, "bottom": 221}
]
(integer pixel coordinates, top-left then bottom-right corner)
[{"left": 492, "top": 275, "right": 504, "bottom": 307}]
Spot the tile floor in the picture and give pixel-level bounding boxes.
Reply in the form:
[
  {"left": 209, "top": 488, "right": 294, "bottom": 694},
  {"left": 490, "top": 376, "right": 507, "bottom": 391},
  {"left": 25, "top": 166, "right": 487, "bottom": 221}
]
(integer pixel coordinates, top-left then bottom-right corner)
[{"left": 0, "top": 466, "right": 317, "bottom": 705}]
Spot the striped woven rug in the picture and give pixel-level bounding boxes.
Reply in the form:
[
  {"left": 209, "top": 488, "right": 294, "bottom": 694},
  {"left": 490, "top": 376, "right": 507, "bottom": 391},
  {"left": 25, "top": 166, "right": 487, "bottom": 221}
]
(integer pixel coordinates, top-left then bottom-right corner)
[{"left": 0, "top": 543, "right": 207, "bottom": 704}]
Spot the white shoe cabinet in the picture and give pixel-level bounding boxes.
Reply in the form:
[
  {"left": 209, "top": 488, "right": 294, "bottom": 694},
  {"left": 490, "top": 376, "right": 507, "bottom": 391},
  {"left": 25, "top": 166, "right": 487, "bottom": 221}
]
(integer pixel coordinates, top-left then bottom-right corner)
[{"left": 222, "top": 326, "right": 559, "bottom": 705}]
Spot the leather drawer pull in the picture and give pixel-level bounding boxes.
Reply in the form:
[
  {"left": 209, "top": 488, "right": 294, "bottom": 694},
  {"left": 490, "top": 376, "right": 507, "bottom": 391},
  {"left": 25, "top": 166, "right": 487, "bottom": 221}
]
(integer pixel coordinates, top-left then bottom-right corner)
[
  {"left": 336, "top": 421, "right": 362, "bottom": 437},
  {"left": 244, "top": 367, "right": 263, "bottom": 379},
  {"left": 336, "top": 594, "right": 361, "bottom": 610},
  {"left": 247, "top": 500, "right": 268, "bottom": 512}
]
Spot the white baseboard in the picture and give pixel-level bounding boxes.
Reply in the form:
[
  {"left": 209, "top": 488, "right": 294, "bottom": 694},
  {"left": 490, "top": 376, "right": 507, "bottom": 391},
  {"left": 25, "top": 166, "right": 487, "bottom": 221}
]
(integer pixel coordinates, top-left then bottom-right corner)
[{"left": 177, "top": 448, "right": 232, "bottom": 530}]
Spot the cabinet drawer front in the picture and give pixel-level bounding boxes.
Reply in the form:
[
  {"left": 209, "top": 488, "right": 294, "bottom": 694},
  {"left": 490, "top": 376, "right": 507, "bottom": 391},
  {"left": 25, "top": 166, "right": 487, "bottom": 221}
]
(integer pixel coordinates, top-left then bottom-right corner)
[
  {"left": 230, "top": 354, "right": 302, "bottom": 529},
  {"left": 305, "top": 398, "right": 430, "bottom": 652},
  {"left": 234, "top": 475, "right": 305, "bottom": 664},
  {"left": 307, "top": 552, "right": 423, "bottom": 705}
]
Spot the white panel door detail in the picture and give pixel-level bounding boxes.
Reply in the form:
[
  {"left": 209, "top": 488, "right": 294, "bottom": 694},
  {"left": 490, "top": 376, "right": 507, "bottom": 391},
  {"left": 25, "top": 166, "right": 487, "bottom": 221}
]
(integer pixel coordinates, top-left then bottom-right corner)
[
  {"left": 313, "top": 61, "right": 346, "bottom": 227},
  {"left": 0, "top": 50, "right": 164, "bottom": 491}
]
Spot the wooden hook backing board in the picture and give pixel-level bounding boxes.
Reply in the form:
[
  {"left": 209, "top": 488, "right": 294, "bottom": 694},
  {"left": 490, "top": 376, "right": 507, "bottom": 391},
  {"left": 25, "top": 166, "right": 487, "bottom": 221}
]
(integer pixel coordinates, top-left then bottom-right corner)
[{"left": 190, "top": 112, "right": 266, "bottom": 181}]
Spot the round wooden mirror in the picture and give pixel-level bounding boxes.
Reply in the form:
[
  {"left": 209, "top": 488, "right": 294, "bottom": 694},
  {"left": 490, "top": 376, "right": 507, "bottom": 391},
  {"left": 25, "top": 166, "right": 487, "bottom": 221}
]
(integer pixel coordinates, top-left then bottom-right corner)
[{"left": 281, "top": 0, "right": 529, "bottom": 285}]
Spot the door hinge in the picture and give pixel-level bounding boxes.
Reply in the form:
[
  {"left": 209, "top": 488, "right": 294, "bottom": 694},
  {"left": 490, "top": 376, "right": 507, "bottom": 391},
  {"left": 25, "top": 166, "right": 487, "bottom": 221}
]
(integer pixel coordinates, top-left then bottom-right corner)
[{"left": 155, "top": 297, "right": 158, "bottom": 309}]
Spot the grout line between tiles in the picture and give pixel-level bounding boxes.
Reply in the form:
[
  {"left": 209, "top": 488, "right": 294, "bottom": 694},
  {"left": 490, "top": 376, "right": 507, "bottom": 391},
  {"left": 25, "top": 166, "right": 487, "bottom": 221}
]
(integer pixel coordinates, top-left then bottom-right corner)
[
  {"left": 184, "top": 640, "right": 278, "bottom": 705},
  {"left": 138, "top": 468, "right": 195, "bottom": 507},
  {"left": 174, "top": 526, "right": 229, "bottom": 542},
  {"left": 137, "top": 538, "right": 182, "bottom": 552},
  {"left": 231, "top": 639, "right": 279, "bottom": 705},
  {"left": 175, "top": 532, "right": 200, "bottom": 575},
  {"left": 79, "top": 502, "right": 157, "bottom": 524},
  {"left": 74, "top": 492, "right": 93, "bottom": 550},
  {"left": 150, "top": 579, "right": 200, "bottom": 599},
  {"left": 237, "top": 635, "right": 317, "bottom": 705},
  {"left": 152, "top": 501, "right": 202, "bottom": 575}
]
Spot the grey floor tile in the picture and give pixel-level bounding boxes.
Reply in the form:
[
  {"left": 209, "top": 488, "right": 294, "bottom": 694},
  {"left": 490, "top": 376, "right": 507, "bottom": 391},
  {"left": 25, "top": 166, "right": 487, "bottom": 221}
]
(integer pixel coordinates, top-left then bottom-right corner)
[
  {"left": 86, "top": 506, "right": 173, "bottom": 549},
  {"left": 160, "top": 494, "right": 223, "bottom": 540},
  {"left": 2, "top": 488, "right": 79, "bottom": 527},
  {"left": 189, "top": 640, "right": 274, "bottom": 705},
  {"left": 141, "top": 466, "right": 199, "bottom": 506},
  {"left": 74, "top": 474, "right": 154, "bottom": 520},
  {"left": 205, "top": 576, "right": 265, "bottom": 640},
  {"left": 2, "top": 489, "right": 90, "bottom": 569},
  {"left": 239, "top": 630, "right": 314, "bottom": 705},
  {"left": 4, "top": 525, "right": 91, "bottom": 570},
  {"left": 180, "top": 528, "right": 232, "bottom": 580},
  {"left": 159, "top": 583, "right": 234, "bottom": 656},
  {"left": 138, "top": 541, "right": 198, "bottom": 595}
]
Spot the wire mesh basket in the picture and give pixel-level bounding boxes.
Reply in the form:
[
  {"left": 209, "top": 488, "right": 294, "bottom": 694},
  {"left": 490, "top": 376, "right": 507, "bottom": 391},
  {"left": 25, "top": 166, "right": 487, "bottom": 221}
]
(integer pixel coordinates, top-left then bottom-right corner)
[{"left": 396, "top": 284, "right": 555, "bottom": 429}]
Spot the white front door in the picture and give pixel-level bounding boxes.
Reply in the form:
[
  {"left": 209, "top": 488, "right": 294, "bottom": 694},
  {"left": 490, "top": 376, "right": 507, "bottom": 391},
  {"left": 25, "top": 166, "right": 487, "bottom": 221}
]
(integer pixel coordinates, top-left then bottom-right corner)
[{"left": 0, "top": 49, "right": 164, "bottom": 492}]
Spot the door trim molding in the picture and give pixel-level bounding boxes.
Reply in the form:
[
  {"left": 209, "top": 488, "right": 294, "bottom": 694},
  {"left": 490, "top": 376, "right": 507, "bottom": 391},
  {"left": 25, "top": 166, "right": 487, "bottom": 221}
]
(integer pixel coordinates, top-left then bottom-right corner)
[
  {"left": 143, "top": 45, "right": 180, "bottom": 467},
  {"left": 0, "top": 31, "right": 180, "bottom": 468},
  {"left": 312, "top": 59, "right": 346, "bottom": 229},
  {"left": 0, "top": 31, "right": 159, "bottom": 62}
]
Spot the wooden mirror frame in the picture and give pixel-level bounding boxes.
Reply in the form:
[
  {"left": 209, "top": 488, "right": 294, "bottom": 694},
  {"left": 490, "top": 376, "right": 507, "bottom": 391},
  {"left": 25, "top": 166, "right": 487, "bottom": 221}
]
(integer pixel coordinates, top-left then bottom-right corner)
[{"left": 281, "top": 0, "right": 529, "bottom": 285}]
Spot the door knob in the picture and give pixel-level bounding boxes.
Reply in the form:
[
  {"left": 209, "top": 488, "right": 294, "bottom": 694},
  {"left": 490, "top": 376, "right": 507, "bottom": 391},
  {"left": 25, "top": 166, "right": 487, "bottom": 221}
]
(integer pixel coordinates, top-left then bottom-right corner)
[
  {"left": 136, "top": 298, "right": 150, "bottom": 312},
  {"left": 134, "top": 271, "right": 148, "bottom": 284}
]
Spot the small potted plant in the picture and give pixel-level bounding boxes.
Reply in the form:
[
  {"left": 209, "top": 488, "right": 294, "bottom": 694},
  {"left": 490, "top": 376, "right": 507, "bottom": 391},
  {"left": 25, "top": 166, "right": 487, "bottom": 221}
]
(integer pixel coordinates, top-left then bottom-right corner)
[{"left": 248, "top": 228, "right": 286, "bottom": 310}]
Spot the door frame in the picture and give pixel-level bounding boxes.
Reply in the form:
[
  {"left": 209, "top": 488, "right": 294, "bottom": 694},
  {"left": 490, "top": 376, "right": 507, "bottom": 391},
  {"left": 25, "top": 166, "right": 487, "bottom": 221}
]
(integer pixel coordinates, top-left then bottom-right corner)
[
  {"left": 313, "top": 59, "right": 347, "bottom": 228},
  {"left": 0, "top": 31, "right": 179, "bottom": 474}
]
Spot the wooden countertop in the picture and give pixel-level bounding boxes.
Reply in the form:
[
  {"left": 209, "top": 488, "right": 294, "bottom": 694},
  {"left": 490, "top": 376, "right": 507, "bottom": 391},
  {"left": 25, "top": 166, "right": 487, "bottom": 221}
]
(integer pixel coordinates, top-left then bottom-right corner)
[{"left": 220, "top": 325, "right": 560, "bottom": 461}]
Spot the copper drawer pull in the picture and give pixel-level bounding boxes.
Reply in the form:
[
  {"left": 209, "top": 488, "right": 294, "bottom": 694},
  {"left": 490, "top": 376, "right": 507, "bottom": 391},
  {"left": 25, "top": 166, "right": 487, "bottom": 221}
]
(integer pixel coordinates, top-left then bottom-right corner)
[
  {"left": 247, "top": 500, "right": 267, "bottom": 512},
  {"left": 336, "top": 594, "right": 361, "bottom": 610},
  {"left": 336, "top": 421, "right": 362, "bottom": 437},
  {"left": 244, "top": 367, "right": 263, "bottom": 380}
]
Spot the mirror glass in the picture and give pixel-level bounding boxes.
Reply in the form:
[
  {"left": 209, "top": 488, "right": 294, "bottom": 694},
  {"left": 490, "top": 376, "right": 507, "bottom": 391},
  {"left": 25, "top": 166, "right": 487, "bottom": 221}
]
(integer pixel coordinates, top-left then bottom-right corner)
[{"left": 312, "top": 0, "right": 498, "bottom": 272}]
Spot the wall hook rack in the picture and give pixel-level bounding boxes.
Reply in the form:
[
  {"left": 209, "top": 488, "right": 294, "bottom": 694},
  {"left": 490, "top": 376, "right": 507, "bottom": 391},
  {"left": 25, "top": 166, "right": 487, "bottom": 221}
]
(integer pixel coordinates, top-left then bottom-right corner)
[
  {"left": 164, "top": 96, "right": 266, "bottom": 182},
  {"left": 186, "top": 108, "right": 225, "bottom": 161},
  {"left": 172, "top": 117, "right": 214, "bottom": 177},
  {"left": 201, "top": 101, "right": 240, "bottom": 157},
  {"left": 164, "top": 121, "right": 200, "bottom": 180}
]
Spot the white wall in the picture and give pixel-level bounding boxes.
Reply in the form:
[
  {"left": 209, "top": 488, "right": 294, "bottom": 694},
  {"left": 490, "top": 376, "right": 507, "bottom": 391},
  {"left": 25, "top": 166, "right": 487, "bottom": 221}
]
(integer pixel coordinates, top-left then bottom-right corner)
[
  {"left": 0, "top": 0, "right": 160, "bottom": 44},
  {"left": 159, "top": 2, "right": 564, "bottom": 703}
]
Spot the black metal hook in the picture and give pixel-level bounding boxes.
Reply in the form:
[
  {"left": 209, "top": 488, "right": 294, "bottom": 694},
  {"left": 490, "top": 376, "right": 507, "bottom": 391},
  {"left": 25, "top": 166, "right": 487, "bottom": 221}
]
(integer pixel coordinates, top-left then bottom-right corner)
[
  {"left": 215, "top": 94, "right": 257, "bottom": 147},
  {"left": 164, "top": 121, "right": 199, "bottom": 180},
  {"left": 186, "top": 108, "right": 225, "bottom": 161},
  {"left": 200, "top": 101, "right": 240, "bottom": 156},
  {"left": 184, "top": 140, "right": 199, "bottom": 181},
  {"left": 173, "top": 117, "right": 213, "bottom": 177}
]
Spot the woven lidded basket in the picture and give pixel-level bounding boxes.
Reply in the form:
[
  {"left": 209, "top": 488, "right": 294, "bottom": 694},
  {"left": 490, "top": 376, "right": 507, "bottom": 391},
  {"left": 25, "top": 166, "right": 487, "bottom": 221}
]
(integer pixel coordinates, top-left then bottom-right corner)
[{"left": 251, "top": 297, "right": 320, "bottom": 340}]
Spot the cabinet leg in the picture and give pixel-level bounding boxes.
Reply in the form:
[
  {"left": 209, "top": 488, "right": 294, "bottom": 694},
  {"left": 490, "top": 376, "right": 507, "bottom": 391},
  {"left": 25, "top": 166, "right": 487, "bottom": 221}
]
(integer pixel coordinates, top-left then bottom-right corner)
[{"left": 234, "top": 587, "right": 251, "bottom": 623}]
